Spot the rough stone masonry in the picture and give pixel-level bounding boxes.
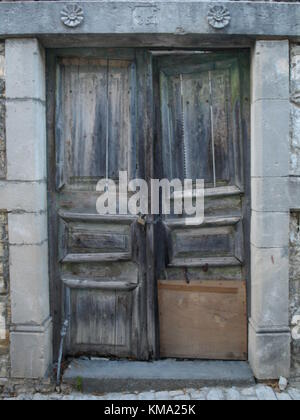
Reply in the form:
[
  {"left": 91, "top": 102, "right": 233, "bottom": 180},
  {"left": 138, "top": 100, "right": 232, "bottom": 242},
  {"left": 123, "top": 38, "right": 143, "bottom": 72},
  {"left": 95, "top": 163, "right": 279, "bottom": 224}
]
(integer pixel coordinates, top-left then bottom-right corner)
[
  {"left": 290, "top": 44, "right": 300, "bottom": 380},
  {"left": 0, "top": 40, "right": 9, "bottom": 380}
]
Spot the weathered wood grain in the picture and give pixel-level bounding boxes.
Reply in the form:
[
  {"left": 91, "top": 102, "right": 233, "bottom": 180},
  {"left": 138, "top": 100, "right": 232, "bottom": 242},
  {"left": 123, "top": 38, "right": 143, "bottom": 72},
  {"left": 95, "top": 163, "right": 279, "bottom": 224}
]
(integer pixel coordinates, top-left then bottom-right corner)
[
  {"left": 62, "top": 278, "right": 138, "bottom": 291},
  {"left": 56, "top": 57, "right": 136, "bottom": 189},
  {"left": 48, "top": 49, "right": 149, "bottom": 360},
  {"left": 158, "top": 280, "right": 247, "bottom": 360},
  {"left": 48, "top": 49, "right": 250, "bottom": 362},
  {"left": 154, "top": 51, "right": 250, "bottom": 360}
]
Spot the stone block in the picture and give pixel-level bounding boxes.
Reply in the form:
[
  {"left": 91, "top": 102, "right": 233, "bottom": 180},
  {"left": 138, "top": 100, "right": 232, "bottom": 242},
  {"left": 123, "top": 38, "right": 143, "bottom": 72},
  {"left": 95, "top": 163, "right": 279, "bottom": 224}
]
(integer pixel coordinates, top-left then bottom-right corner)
[
  {"left": 0, "top": 212, "right": 8, "bottom": 295},
  {"left": 10, "top": 322, "right": 52, "bottom": 379},
  {"left": 251, "top": 100, "right": 289, "bottom": 177},
  {"left": 0, "top": 99, "right": 5, "bottom": 142},
  {"left": 0, "top": 151, "right": 5, "bottom": 179},
  {"left": 0, "top": 264, "right": 4, "bottom": 294},
  {"left": 0, "top": 353, "right": 9, "bottom": 378},
  {"left": 288, "top": 388, "right": 300, "bottom": 401},
  {"left": 5, "top": 39, "right": 45, "bottom": 101},
  {"left": 290, "top": 44, "right": 300, "bottom": 94},
  {"left": 289, "top": 178, "right": 300, "bottom": 210},
  {"left": 249, "top": 321, "right": 290, "bottom": 380},
  {"left": 255, "top": 385, "right": 277, "bottom": 401},
  {"left": 289, "top": 212, "right": 300, "bottom": 378},
  {"left": 251, "top": 177, "right": 289, "bottom": 213},
  {"left": 0, "top": 181, "right": 47, "bottom": 213},
  {"left": 251, "top": 245, "right": 289, "bottom": 329},
  {"left": 8, "top": 212, "right": 48, "bottom": 245},
  {"left": 10, "top": 242, "right": 49, "bottom": 325},
  {"left": 290, "top": 104, "right": 300, "bottom": 177},
  {"left": 0, "top": 296, "right": 8, "bottom": 342},
  {"left": 6, "top": 100, "right": 46, "bottom": 181},
  {"left": 251, "top": 211, "right": 289, "bottom": 249},
  {"left": 251, "top": 40, "right": 289, "bottom": 101}
]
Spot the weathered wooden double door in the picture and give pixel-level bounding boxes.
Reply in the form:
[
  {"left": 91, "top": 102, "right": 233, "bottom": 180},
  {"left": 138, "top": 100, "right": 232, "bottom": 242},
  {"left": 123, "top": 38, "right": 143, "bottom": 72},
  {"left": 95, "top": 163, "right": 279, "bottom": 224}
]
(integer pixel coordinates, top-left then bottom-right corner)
[{"left": 48, "top": 49, "right": 250, "bottom": 361}]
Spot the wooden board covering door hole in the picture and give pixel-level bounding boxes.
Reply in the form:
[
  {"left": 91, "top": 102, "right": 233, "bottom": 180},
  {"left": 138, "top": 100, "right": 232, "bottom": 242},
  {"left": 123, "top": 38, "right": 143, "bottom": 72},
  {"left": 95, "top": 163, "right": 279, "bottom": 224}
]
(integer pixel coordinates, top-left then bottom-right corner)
[{"left": 158, "top": 280, "right": 247, "bottom": 360}]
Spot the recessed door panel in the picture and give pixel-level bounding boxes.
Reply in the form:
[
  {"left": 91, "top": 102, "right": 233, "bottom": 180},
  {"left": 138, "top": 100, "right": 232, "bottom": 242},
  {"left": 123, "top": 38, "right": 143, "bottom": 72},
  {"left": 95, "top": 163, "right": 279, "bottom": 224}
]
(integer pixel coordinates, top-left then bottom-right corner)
[{"left": 55, "top": 57, "right": 136, "bottom": 191}]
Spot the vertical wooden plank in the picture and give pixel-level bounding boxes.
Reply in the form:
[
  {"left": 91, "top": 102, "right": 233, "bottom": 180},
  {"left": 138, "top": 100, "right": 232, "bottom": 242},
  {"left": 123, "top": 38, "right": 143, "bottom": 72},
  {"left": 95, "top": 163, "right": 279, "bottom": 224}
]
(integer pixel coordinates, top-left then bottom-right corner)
[
  {"left": 230, "top": 60, "right": 243, "bottom": 189},
  {"left": 47, "top": 51, "right": 62, "bottom": 359},
  {"left": 159, "top": 71, "right": 173, "bottom": 180},
  {"left": 182, "top": 72, "right": 212, "bottom": 182},
  {"left": 108, "top": 60, "right": 133, "bottom": 179},
  {"left": 58, "top": 59, "right": 108, "bottom": 184},
  {"left": 238, "top": 51, "right": 251, "bottom": 315},
  {"left": 211, "top": 69, "right": 230, "bottom": 183},
  {"left": 72, "top": 62, "right": 107, "bottom": 180},
  {"left": 115, "top": 291, "right": 131, "bottom": 347},
  {"left": 72, "top": 290, "right": 116, "bottom": 346},
  {"left": 76, "top": 63, "right": 107, "bottom": 179},
  {"left": 129, "top": 62, "right": 137, "bottom": 181},
  {"left": 136, "top": 50, "right": 158, "bottom": 359},
  {"left": 55, "top": 61, "right": 66, "bottom": 191},
  {"left": 168, "top": 75, "right": 184, "bottom": 180}
]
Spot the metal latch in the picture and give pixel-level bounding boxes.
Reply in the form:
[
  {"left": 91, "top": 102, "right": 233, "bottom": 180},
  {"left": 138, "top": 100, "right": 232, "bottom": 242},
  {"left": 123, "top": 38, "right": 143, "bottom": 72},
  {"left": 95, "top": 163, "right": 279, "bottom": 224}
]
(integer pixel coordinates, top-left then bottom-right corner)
[{"left": 137, "top": 214, "right": 147, "bottom": 226}]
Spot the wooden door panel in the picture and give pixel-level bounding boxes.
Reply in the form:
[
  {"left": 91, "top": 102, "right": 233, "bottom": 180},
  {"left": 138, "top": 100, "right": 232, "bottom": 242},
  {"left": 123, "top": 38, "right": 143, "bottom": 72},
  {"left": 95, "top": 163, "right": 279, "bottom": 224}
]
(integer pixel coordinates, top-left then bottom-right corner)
[
  {"left": 154, "top": 52, "right": 250, "bottom": 360},
  {"left": 166, "top": 217, "right": 244, "bottom": 266},
  {"left": 55, "top": 57, "right": 136, "bottom": 191},
  {"left": 59, "top": 213, "right": 139, "bottom": 357},
  {"left": 48, "top": 49, "right": 249, "bottom": 362},
  {"left": 58, "top": 212, "right": 132, "bottom": 260},
  {"left": 159, "top": 57, "right": 242, "bottom": 187},
  {"left": 48, "top": 49, "right": 151, "bottom": 360},
  {"left": 210, "top": 70, "right": 230, "bottom": 182},
  {"left": 158, "top": 280, "right": 247, "bottom": 360},
  {"left": 69, "top": 287, "right": 134, "bottom": 355},
  {"left": 182, "top": 72, "right": 212, "bottom": 182}
]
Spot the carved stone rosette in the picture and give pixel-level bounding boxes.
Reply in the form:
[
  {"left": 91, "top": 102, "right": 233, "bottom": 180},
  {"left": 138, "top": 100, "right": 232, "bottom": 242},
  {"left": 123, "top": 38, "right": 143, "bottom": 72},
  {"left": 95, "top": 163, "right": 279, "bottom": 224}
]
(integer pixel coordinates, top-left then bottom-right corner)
[
  {"left": 61, "top": 4, "right": 84, "bottom": 28},
  {"left": 207, "top": 5, "right": 231, "bottom": 29}
]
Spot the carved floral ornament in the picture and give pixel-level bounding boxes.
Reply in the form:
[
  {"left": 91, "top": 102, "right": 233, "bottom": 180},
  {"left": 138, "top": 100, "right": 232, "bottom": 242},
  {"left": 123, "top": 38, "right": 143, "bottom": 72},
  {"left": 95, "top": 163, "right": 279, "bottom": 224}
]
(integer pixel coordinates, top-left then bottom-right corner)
[
  {"left": 207, "top": 5, "right": 231, "bottom": 29},
  {"left": 61, "top": 4, "right": 84, "bottom": 28},
  {"left": 61, "top": 4, "right": 231, "bottom": 31}
]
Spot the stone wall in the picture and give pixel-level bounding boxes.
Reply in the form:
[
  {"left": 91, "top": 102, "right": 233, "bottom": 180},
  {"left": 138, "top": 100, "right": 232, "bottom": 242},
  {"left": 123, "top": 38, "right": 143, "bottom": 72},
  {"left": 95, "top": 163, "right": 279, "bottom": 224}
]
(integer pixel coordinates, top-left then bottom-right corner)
[
  {"left": 0, "top": 213, "right": 9, "bottom": 379},
  {"left": 290, "top": 44, "right": 300, "bottom": 379},
  {"left": 0, "top": 43, "right": 5, "bottom": 179},
  {"left": 290, "top": 214, "right": 300, "bottom": 378},
  {"left": 0, "top": 41, "right": 9, "bottom": 379}
]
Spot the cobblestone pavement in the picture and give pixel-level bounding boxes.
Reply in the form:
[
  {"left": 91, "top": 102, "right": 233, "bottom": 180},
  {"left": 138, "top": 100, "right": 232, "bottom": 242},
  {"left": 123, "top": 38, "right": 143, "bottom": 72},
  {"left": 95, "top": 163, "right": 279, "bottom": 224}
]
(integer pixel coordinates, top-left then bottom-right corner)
[{"left": 3, "top": 385, "right": 300, "bottom": 400}]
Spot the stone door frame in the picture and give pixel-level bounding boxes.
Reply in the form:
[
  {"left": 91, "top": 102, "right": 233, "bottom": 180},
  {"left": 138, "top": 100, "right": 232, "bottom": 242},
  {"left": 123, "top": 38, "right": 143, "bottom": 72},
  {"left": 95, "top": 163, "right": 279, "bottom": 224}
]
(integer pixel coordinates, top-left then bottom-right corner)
[{"left": 0, "top": 1, "right": 297, "bottom": 380}]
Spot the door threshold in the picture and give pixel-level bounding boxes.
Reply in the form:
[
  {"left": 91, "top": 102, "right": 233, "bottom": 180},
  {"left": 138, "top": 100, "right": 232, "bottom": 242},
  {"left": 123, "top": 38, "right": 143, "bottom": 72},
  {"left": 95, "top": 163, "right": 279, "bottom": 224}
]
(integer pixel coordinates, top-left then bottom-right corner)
[{"left": 63, "top": 358, "right": 255, "bottom": 394}]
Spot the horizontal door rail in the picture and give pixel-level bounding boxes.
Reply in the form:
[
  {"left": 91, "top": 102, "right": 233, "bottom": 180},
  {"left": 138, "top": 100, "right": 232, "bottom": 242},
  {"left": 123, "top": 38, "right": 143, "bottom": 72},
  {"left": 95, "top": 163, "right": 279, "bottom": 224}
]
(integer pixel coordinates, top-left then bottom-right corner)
[
  {"left": 62, "top": 277, "right": 138, "bottom": 291},
  {"left": 62, "top": 252, "right": 131, "bottom": 264}
]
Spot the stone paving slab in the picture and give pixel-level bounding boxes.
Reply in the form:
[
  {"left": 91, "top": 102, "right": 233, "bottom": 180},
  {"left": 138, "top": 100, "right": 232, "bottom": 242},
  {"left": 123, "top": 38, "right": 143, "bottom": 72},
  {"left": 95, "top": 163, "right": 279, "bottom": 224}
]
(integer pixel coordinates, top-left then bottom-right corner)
[
  {"left": 3, "top": 386, "right": 300, "bottom": 401},
  {"left": 63, "top": 359, "right": 255, "bottom": 394}
]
